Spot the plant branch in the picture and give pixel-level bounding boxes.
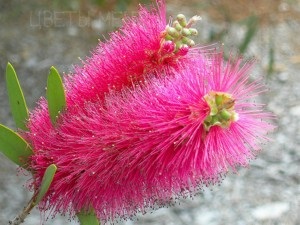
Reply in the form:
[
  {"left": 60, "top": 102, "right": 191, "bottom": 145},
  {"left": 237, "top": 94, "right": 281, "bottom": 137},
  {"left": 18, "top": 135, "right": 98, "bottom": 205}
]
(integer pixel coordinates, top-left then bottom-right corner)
[{"left": 8, "top": 194, "right": 37, "bottom": 225}]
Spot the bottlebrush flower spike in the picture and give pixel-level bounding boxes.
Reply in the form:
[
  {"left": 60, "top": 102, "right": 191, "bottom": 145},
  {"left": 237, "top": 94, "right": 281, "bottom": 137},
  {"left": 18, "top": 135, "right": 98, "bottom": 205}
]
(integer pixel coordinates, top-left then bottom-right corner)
[
  {"left": 26, "top": 53, "right": 273, "bottom": 222},
  {"left": 29, "top": 0, "right": 205, "bottom": 138},
  {"left": 64, "top": 0, "right": 201, "bottom": 107}
]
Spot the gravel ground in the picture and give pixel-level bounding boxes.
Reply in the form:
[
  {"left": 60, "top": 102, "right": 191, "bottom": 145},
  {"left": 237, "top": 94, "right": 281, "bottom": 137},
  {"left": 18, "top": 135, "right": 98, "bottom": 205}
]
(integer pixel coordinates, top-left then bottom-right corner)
[{"left": 0, "top": 1, "right": 299, "bottom": 225}]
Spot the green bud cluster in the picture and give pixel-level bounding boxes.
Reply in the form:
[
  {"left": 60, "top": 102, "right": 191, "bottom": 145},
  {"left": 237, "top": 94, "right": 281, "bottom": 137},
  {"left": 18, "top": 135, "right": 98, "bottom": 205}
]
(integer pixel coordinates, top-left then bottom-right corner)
[
  {"left": 163, "top": 14, "right": 201, "bottom": 52},
  {"left": 203, "top": 92, "right": 238, "bottom": 131}
]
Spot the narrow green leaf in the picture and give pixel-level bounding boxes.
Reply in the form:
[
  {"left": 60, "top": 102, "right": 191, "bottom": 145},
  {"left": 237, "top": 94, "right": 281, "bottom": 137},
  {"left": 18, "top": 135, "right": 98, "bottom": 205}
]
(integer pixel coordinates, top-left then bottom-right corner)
[
  {"left": 239, "top": 16, "right": 258, "bottom": 54},
  {"left": 267, "top": 44, "right": 275, "bottom": 76},
  {"left": 35, "top": 164, "right": 57, "bottom": 204},
  {"left": 46, "top": 67, "right": 66, "bottom": 125},
  {"left": 6, "top": 63, "right": 29, "bottom": 130},
  {"left": 77, "top": 210, "right": 100, "bottom": 225},
  {"left": 0, "top": 124, "right": 33, "bottom": 168}
]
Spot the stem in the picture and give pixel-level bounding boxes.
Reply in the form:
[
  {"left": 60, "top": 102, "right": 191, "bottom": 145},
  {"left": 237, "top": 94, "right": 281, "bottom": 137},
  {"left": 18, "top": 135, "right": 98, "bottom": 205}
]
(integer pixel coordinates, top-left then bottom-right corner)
[
  {"left": 7, "top": 195, "right": 36, "bottom": 225},
  {"left": 7, "top": 164, "right": 56, "bottom": 225}
]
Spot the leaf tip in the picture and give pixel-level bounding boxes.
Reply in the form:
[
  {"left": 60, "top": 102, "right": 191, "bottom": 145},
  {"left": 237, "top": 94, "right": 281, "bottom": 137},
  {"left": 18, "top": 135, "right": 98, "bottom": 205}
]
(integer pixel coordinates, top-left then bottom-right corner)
[
  {"left": 6, "top": 62, "right": 15, "bottom": 75},
  {"left": 49, "top": 66, "right": 58, "bottom": 74}
]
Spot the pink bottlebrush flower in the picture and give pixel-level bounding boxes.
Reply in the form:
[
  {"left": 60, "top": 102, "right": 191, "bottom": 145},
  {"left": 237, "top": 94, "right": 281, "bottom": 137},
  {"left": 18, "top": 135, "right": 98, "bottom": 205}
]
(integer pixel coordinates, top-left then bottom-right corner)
[
  {"left": 64, "top": 0, "right": 202, "bottom": 107},
  {"left": 28, "top": 0, "right": 207, "bottom": 143},
  {"left": 26, "top": 53, "right": 273, "bottom": 222},
  {"left": 28, "top": 0, "right": 205, "bottom": 133}
]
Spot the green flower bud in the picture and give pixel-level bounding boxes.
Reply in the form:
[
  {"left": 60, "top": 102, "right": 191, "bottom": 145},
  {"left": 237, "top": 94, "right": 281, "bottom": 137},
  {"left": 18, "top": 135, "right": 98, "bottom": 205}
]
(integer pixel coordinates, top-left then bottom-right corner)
[
  {"left": 182, "top": 37, "right": 190, "bottom": 44},
  {"left": 187, "top": 39, "right": 195, "bottom": 47},
  {"left": 211, "top": 115, "right": 219, "bottom": 125},
  {"left": 177, "top": 14, "right": 187, "bottom": 27},
  {"left": 165, "top": 34, "right": 174, "bottom": 41},
  {"left": 182, "top": 37, "right": 195, "bottom": 47},
  {"left": 189, "top": 28, "right": 198, "bottom": 36},
  {"left": 167, "top": 27, "right": 180, "bottom": 38},
  {"left": 161, "top": 14, "right": 200, "bottom": 54},
  {"left": 215, "top": 95, "right": 223, "bottom": 106},
  {"left": 182, "top": 28, "right": 191, "bottom": 36},
  {"left": 167, "top": 27, "right": 177, "bottom": 36},
  {"left": 220, "top": 109, "right": 232, "bottom": 121},
  {"left": 203, "top": 91, "right": 238, "bottom": 131},
  {"left": 175, "top": 41, "right": 182, "bottom": 50},
  {"left": 173, "top": 21, "right": 182, "bottom": 32}
]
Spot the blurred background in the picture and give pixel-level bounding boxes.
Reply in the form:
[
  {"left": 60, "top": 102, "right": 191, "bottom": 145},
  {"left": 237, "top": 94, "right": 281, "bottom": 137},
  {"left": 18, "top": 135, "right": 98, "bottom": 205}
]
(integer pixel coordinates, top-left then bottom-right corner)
[{"left": 0, "top": 0, "right": 299, "bottom": 224}]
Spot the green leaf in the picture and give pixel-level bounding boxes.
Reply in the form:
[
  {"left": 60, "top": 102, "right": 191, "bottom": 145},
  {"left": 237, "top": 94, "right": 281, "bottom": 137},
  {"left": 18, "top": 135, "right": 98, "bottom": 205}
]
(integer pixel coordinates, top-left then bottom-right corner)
[
  {"left": 0, "top": 124, "right": 33, "bottom": 168},
  {"left": 239, "top": 16, "right": 258, "bottom": 54},
  {"left": 77, "top": 210, "right": 100, "bottom": 225},
  {"left": 267, "top": 44, "right": 275, "bottom": 76},
  {"left": 6, "top": 63, "right": 29, "bottom": 130},
  {"left": 35, "top": 164, "right": 57, "bottom": 204},
  {"left": 46, "top": 67, "right": 66, "bottom": 125}
]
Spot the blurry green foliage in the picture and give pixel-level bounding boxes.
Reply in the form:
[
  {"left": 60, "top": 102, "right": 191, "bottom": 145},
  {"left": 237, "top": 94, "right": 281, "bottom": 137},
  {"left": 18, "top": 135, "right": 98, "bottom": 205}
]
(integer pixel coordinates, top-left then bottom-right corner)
[
  {"left": 238, "top": 15, "right": 258, "bottom": 54},
  {"left": 206, "top": 13, "right": 276, "bottom": 76},
  {"left": 208, "top": 29, "right": 228, "bottom": 44},
  {"left": 208, "top": 15, "right": 258, "bottom": 55},
  {"left": 51, "top": 0, "right": 151, "bottom": 11},
  {"left": 267, "top": 43, "right": 275, "bottom": 76},
  {"left": 93, "top": 0, "right": 150, "bottom": 11}
]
